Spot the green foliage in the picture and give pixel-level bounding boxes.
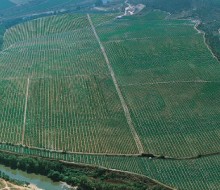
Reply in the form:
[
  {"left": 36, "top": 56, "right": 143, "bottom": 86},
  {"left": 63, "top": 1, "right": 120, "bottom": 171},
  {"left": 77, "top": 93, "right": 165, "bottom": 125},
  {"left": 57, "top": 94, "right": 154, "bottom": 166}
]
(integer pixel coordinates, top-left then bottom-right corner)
[{"left": 0, "top": 152, "right": 165, "bottom": 190}]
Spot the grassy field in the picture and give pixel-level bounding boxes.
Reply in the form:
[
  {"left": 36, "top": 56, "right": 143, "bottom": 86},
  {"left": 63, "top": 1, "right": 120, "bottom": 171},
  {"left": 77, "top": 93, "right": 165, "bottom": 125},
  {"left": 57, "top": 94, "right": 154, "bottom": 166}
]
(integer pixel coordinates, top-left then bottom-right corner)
[{"left": 1, "top": 9, "right": 220, "bottom": 189}]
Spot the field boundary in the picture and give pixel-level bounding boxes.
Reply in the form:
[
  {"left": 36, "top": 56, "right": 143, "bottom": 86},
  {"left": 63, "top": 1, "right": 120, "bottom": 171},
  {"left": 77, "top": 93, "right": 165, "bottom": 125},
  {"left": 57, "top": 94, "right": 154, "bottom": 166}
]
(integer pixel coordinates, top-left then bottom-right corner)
[
  {"left": 22, "top": 77, "right": 30, "bottom": 145},
  {"left": 121, "top": 80, "right": 218, "bottom": 87},
  {"left": 1, "top": 76, "right": 220, "bottom": 84},
  {"left": 87, "top": 14, "right": 144, "bottom": 154},
  {"left": 0, "top": 141, "right": 220, "bottom": 160},
  {"left": 103, "top": 35, "right": 195, "bottom": 44},
  {"left": 0, "top": 74, "right": 112, "bottom": 81}
]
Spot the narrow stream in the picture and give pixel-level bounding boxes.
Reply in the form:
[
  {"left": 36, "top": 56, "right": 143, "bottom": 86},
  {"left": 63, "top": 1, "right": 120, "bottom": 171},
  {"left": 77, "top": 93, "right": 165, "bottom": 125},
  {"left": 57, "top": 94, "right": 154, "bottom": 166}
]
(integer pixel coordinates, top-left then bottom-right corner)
[{"left": 0, "top": 164, "right": 72, "bottom": 190}]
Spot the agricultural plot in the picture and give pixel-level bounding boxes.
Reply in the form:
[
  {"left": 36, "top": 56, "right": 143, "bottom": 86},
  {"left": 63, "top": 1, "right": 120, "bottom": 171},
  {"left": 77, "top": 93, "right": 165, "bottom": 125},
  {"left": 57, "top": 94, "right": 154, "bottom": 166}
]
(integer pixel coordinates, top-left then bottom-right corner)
[
  {"left": 121, "top": 82, "right": 220, "bottom": 157},
  {"left": 100, "top": 23, "right": 220, "bottom": 85},
  {"left": 1, "top": 16, "right": 109, "bottom": 79},
  {"left": 0, "top": 14, "right": 139, "bottom": 154},
  {"left": 24, "top": 76, "right": 138, "bottom": 154},
  {"left": 3, "top": 14, "right": 91, "bottom": 49},
  {"left": 95, "top": 13, "right": 196, "bottom": 42},
  {"left": 0, "top": 79, "right": 26, "bottom": 144},
  {"left": 95, "top": 12, "right": 220, "bottom": 157},
  {"left": 1, "top": 10, "right": 220, "bottom": 190}
]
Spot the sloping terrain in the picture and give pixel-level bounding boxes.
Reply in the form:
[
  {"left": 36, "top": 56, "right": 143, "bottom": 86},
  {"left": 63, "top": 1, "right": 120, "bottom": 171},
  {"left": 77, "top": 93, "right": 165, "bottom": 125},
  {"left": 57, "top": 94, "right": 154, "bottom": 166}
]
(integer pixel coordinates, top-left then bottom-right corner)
[
  {"left": 1, "top": 14, "right": 138, "bottom": 154},
  {"left": 96, "top": 11, "right": 220, "bottom": 158},
  {"left": 1, "top": 10, "right": 220, "bottom": 189}
]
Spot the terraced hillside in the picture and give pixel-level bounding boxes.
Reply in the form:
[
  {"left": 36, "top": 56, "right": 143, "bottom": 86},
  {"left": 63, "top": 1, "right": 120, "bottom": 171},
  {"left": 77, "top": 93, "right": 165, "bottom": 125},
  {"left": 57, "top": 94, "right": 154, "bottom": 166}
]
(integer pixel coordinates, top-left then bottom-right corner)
[{"left": 1, "top": 10, "right": 220, "bottom": 189}]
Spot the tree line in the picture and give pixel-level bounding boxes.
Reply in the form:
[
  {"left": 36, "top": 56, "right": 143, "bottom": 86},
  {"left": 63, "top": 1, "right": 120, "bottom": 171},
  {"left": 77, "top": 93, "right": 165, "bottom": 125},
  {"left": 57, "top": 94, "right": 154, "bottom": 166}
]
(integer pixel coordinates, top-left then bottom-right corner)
[{"left": 0, "top": 152, "right": 167, "bottom": 190}]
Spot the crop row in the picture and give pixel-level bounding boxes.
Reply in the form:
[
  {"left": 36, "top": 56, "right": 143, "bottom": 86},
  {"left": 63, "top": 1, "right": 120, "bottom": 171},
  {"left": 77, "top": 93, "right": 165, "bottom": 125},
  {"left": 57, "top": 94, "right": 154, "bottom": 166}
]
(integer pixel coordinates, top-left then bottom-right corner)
[
  {"left": 0, "top": 79, "right": 26, "bottom": 144},
  {"left": 120, "top": 82, "right": 220, "bottom": 157},
  {"left": 23, "top": 76, "right": 138, "bottom": 154},
  {"left": 3, "top": 14, "right": 90, "bottom": 49},
  {"left": 0, "top": 27, "right": 109, "bottom": 79},
  {"left": 95, "top": 12, "right": 220, "bottom": 157},
  {"left": 102, "top": 35, "right": 220, "bottom": 86},
  {"left": 96, "top": 15, "right": 197, "bottom": 42}
]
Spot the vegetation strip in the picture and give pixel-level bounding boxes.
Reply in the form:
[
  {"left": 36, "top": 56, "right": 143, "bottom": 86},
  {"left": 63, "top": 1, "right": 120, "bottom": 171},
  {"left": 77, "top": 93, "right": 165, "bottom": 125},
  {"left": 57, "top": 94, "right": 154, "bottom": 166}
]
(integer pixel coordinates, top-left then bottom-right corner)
[
  {"left": 0, "top": 151, "right": 172, "bottom": 190},
  {"left": 61, "top": 161, "right": 176, "bottom": 190},
  {"left": 87, "top": 14, "right": 144, "bottom": 154}
]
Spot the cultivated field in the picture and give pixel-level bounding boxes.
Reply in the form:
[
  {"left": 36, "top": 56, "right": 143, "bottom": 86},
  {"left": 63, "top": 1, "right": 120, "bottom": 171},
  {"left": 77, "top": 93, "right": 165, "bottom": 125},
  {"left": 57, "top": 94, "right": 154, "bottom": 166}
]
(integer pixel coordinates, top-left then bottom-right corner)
[
  {"left": 96, "top": 11, "right": 220, "bottom": 157},
  {"left": 1, "top": 14, "right": 138, "bottom": 154},
  {"left": 1, "top": 10, "right": 220, "bottom": 189}
]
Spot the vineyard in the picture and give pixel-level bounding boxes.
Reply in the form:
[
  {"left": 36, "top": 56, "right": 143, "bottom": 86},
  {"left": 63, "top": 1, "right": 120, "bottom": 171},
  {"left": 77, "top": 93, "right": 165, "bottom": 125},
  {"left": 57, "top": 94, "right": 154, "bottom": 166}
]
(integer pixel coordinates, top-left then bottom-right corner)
[
  {"left": 1, "top": 14, "right": 138, "bottom": 154},
  {"left": 96, "top": 11, "right": 220, "bottom": 157},
  {"left": 0, "top": 10, "right": 220, "bottom": 189}
]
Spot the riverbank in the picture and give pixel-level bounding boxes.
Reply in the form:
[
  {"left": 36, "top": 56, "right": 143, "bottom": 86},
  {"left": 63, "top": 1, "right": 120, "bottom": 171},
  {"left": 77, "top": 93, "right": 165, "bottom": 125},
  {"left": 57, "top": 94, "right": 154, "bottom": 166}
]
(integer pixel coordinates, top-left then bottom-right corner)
[
  {"left": 0, "top": 151, "right": 170, "bottom": 190},
  {"left": 0, "top": 178, "right": 40, "bottom": 190}
]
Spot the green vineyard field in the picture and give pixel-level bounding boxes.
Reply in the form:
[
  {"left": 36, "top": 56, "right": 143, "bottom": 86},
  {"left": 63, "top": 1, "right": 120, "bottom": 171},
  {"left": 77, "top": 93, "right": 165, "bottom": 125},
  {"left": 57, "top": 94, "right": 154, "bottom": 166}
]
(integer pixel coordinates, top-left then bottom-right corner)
[{"left": 0, "top": 10, "right": 220, "bottom": 189}]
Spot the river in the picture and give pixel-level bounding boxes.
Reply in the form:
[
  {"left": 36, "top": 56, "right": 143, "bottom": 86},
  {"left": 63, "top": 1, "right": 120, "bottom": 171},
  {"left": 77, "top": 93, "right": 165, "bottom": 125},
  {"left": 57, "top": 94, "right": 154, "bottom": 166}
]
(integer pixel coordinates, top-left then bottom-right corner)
[{"left": 0, "top": 164, "right": 73, "bottom": 190}]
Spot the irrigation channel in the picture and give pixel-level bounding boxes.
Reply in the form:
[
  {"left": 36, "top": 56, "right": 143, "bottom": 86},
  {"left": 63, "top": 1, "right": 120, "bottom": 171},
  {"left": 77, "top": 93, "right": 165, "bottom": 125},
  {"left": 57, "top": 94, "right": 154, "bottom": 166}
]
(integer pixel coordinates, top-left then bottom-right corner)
[{"left": 0, "top": 164, "right": 72, "bottom": 190}]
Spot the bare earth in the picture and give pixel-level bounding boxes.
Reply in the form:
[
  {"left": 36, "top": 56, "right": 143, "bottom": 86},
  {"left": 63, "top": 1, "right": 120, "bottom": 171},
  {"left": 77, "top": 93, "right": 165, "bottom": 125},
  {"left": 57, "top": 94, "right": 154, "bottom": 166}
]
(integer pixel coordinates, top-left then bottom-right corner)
[{"left": 0, "top": 179, "right": 41, "bottom": 190}]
